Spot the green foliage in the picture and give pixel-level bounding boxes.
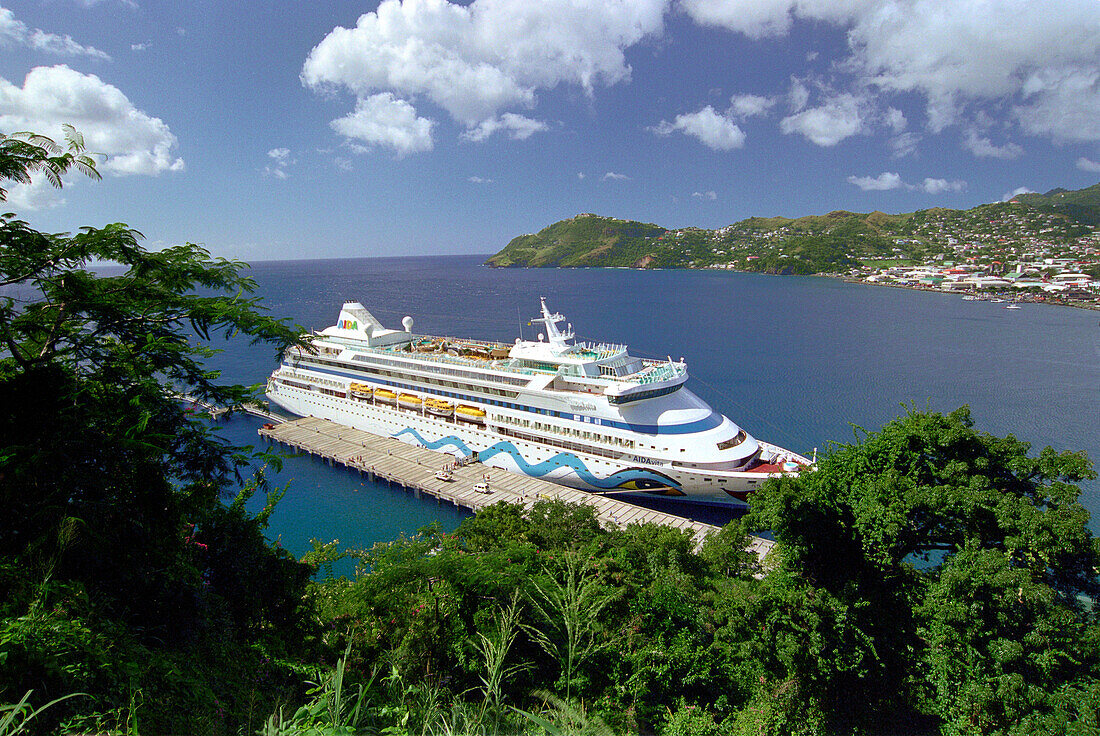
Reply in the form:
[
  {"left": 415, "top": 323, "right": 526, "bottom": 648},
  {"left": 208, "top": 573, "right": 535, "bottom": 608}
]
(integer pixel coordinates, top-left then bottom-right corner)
[
  {"left": 486, "top": 214, "right": 666, "bottom": 268},
  {"left": 746, "top": 406, "right": 1100, "bottom": 733},
  {"left": 484, "top": 181, "right": 1100, "bottom": 271},
  {"left": 525, "top": 551, "right": 618, "bottom": 701},
  {"left": 0, "top": 690, "right": 86, "bottom": 736},
  {"left": 0, "top": 131, "right": 315, "bottom": 733}
]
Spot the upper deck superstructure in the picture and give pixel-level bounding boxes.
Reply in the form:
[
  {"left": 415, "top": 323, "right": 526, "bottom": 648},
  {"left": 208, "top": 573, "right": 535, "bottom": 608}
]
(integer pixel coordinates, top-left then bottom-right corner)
[{"left": 266, "top": 299, "right": 810, "bottom": 501}]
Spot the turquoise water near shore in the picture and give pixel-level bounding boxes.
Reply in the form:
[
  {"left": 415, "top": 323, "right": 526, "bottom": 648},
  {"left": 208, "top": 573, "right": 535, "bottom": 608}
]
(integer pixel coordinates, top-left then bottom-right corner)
[{"left": 206, "top": 255, "right": 1100, "bottom": 555}]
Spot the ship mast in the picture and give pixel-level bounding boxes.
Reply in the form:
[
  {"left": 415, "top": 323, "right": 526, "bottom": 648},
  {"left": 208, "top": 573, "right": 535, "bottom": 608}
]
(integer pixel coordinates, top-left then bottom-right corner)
[{"left": 533, "top": 297, "right": 574, "bottom": 350}]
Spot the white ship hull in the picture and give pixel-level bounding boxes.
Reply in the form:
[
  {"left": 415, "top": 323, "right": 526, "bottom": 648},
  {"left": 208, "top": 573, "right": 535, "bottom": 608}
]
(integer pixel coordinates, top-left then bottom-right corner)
[
  {"left": 266, "top": 299, "right": 813, "bottom": 504},
  {"left": 267, "top": 375, "right": 804, "bottom": 503}
]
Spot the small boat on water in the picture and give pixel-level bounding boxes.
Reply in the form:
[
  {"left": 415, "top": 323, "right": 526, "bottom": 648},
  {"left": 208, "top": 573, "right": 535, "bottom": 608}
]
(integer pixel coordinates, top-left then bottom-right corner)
[{"left": 1005, "top": 303, "right": 1022, "bottom": 310}]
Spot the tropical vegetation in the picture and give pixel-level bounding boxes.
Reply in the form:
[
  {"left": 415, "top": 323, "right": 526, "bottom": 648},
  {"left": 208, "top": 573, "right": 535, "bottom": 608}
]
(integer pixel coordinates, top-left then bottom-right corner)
[
  {"left": 485, "top": 185, "right": 1100, "bottom": 272},
  {"left": 2, "top": 130, "right": 1098, "bottom": 735}
]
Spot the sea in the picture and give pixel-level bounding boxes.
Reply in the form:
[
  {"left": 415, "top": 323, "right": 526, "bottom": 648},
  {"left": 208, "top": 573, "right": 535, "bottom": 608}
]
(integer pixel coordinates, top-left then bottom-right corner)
[{"left": 203, "top": 254, "right": 1100, "bottom": 561}]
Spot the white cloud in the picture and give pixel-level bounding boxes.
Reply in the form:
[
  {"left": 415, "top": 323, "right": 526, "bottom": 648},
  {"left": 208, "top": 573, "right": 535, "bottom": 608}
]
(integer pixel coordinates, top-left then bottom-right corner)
[
  {"left": 788, "top": 77, "right": 809, "bottom": 112},
  {"left": 577, "top": 172, "right": 585, "bottom": 180},
  {"left": 602, "top": 171, "right": 630, "bottom": 181},
  {"left": 962, "top": 128, "right": 1023, "bottom": 159},
  {"left": 4, "top": 176, "right": 66, "bottom": 210},
  {"left": 678, "top": 0, "right": 793, "bottom": 39},
  {"left": 682, "top": 0, "right": 1100, "bottom": 146},
  {"left": 0, "top": 65, "right": 184, "bottom": 176},
  {"left": 462, "top": 113, "right": 548, "bottom": 142},
  {"left": 131, "top": 42, "right": 150, "bottom": 52},
  {"left": 847, "top": 171, "right": 965, "bottom": 193},
  {"left": 0, "top": 7, "right": 111, "bottom": 60},
  {"left": 729, "top": 93, "right": 775, "bottom": 118},
  {"left": 330, "top": 92, "right": 434, "bottom": 156},
  {"left": 1015, "top": 66, "right": 1100, "bottom": 143},
  {"left": 1077, "top": 157, "right": 1100, "bottom": 173},
  {"left": 1002, "top": 186, "right": 1035, "bottom": 201},
  {"left": 884, "top": 107, "right": 906, "bottom": 133},
  {"left": 847, "top": 172, "right": 904, "bottom": 191},
  {"left": 263, "top": 148, "right": 293, "bottom": 179},
  {"left": 692, "top": 190, "right": 717, "bottom": 200},
  {"left": 303, "top": 0, "right": 668, "bottom": 149},
  {"left": 920, "top": 177, "right": 965, "bottom": 194},
  {"left": 468, "top": 176, "right": 493, "bottom": 184},
  {"left": 889, "top": 131, "right": 920, "bottom": 157},
  {"left": 846, "top": 1, "right": 1100, "bottom": 137},
  {"left": 780, "top": 93, "right": 864, "bottom": 146},
  {"left": 653, "top": 105, "right": 745, "bottom": 150}
]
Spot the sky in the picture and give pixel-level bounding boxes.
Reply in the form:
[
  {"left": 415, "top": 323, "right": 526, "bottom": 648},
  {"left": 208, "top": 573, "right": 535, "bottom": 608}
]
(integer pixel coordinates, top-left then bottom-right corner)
[{"left": 1, "top": 0, "right": 1099, "bottom": 262}]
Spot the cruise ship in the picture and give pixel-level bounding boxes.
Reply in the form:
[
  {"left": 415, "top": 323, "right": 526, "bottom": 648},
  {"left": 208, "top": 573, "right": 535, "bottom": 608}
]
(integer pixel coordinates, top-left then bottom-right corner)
[{"left": 265, "top": 299, "right": 812, "bottom": 502}]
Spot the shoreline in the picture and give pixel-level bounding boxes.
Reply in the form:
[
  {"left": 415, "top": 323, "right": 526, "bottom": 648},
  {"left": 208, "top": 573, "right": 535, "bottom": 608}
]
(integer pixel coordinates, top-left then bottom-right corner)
[
  {"left": 831, "top": 274, "right": 1100, "bottom": 311},
  {"left": 487, "top": 260, "right": 1100, "bottom": 312}
]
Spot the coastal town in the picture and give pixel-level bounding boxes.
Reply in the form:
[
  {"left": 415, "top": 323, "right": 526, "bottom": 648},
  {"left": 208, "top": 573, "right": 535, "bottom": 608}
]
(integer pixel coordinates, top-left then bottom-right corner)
[
  {"left": 688, "top": 197, "right": 1100, "bottom": 309},
  {"left": 487, "top": 185, "right": 1100, "bottom": 313},
  {"left": 837, "top": 201, "right": 1100, "bottom": 309}
]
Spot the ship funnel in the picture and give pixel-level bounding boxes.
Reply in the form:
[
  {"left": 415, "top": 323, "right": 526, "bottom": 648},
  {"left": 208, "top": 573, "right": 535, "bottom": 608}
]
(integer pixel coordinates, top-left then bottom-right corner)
[{"left": 402, "top": 316, "right": 414, "bottom": 332}]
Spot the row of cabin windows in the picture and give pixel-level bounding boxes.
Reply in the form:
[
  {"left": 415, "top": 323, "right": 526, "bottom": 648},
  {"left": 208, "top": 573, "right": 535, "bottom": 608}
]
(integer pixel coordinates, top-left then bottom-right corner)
[
  {"left": 494, "top": 426, "right": 625, "bottom": 461},
  {"left": 497, "top": 414, "right": 636, "bottom": 449}
]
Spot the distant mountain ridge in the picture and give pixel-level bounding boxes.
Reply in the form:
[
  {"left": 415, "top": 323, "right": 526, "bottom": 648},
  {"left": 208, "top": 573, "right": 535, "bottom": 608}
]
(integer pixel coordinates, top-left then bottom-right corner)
[{"left": 486, "top": 182, "right": 1100, "bottom": 271}]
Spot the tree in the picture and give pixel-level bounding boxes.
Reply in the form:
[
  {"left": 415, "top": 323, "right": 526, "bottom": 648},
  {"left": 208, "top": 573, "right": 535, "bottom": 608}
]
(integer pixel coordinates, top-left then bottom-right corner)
[
  {"left": 0, "top": 128, "right": 314, "bottom": 732},
  {"left": 746, "top": 407, "right": 1100, "bottom": 733}
]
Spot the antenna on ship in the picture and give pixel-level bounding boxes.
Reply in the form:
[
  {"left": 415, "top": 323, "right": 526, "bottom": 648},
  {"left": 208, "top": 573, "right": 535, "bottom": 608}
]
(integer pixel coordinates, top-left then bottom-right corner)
[{"left": 534, "top": 296, "right": 574, "bottom": 349}]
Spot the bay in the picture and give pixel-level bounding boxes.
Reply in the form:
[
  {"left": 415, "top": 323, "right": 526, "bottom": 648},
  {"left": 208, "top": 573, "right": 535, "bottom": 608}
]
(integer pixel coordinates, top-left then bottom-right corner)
[{"left": 205, "top": 254, "right": 1100, "bottom": 556}]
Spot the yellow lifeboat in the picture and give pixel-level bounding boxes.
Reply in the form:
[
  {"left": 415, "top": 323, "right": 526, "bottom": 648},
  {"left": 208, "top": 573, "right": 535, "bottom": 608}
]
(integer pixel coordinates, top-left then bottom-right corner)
[
  {"left": 348, "top": 382, "right": 373, "bottom": 398},
  {"left": 374, "top": 388, "right": 397, "bottom": 405},
  {"left": 398, "top": 393, "right": 423, "bottom": 409},
  {"left": 455, "top": 404, "right": 486, "bottom": 423},
  {"left": 425, "top": 397, "right": 454, "bottom": 417}
]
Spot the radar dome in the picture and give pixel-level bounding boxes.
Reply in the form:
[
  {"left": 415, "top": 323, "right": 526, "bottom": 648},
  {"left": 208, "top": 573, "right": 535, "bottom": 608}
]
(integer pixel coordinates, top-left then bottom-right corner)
[{"left": 402, "top": 316, "right": 414, "bottom": 332}]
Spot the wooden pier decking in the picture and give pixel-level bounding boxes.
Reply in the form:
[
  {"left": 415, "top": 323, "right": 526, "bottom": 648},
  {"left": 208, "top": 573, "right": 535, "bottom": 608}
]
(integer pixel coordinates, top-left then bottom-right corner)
[{"left": 258, "top": 416, "right": 775, "bottom": 560}]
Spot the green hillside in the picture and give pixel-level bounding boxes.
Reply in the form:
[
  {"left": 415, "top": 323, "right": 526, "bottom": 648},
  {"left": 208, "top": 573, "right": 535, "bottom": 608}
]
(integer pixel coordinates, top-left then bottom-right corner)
[
  {"left": 486, "top": 213, "right": 667, "bottom": 268},
  {"left": 486, "top": 182, "right": 1100, "bottom": 271},
  {"left": 1012, "top": 183, "right": 1100, "bottom": 225}
]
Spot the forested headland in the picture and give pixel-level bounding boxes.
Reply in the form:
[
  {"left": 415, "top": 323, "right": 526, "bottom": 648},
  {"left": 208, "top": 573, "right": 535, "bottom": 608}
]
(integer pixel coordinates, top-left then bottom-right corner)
[{"left": 2, "top": 130, "right": 1099, "bottom": 735}]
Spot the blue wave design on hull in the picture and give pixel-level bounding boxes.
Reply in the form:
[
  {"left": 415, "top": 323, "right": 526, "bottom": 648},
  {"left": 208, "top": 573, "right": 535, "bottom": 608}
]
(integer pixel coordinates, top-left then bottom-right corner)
[{"left": 391, "top": 427, "right": 677, "bottom": 490}]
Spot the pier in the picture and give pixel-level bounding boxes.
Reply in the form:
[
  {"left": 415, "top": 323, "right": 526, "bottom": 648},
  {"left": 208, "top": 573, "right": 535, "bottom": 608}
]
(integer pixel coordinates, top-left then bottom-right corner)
[
  {"left": 180, "top": 394, "right": 285, "bottom": 423},
  {"left": 258, "top": 416, "right": 775, "bottom": 560}
]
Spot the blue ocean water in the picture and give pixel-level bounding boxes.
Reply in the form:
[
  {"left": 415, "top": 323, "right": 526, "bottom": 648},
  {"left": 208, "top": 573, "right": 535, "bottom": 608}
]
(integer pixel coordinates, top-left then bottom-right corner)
[{"left": 205, "top": 255, "right": 1100, "bottom": 554}]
